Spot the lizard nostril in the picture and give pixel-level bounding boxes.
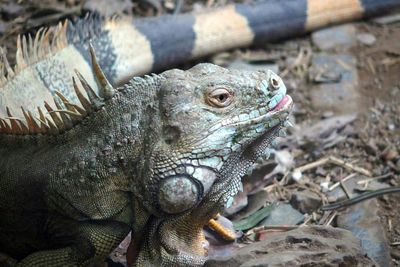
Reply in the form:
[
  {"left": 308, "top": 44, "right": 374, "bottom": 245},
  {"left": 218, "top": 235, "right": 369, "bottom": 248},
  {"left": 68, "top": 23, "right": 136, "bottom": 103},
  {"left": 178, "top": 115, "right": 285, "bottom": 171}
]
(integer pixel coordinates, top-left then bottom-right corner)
[{"left": 269, "top": 76, "right": 280, "bottom": 90}]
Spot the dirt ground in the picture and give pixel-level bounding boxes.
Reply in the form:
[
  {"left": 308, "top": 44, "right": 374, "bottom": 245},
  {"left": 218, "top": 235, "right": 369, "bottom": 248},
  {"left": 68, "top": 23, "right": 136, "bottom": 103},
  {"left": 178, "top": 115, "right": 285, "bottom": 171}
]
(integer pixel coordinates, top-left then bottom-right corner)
[
  {"left": 354, "top": 23, "right": 400, "bottom": 262},
  {"left": 1, "top": 0, "right": 399, "bottom": 266}
]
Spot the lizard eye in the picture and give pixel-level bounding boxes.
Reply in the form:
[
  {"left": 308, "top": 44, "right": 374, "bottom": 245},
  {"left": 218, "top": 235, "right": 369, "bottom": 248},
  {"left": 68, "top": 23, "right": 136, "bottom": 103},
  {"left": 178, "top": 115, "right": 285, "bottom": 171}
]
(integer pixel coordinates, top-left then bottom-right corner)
[{"left": 206, "top": 88, "right": 233, "bottom": 108}]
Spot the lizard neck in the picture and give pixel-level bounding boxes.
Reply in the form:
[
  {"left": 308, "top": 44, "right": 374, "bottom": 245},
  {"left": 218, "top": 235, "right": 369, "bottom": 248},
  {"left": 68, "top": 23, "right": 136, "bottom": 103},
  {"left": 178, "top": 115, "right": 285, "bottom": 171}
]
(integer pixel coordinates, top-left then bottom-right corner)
[{"left": 49, "top": 75, "right": 163, "bottom": 185}]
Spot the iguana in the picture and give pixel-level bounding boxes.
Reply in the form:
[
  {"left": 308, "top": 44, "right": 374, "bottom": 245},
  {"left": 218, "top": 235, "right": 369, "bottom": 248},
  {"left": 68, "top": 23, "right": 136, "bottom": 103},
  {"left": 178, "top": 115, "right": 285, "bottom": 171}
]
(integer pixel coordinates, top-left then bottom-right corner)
[
  {"left": 0, "top": 0, "right": 398, "bottom": 266},
  {"left": 0, "top": 45, "right": 293, "bottom": 265}
]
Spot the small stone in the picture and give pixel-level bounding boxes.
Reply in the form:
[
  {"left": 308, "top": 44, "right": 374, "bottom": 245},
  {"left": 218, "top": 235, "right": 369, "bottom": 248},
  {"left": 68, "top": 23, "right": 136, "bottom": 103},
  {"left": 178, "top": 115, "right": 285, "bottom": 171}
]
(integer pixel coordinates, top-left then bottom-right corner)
[
  {"left": 390, "top": 86, "right": 400, "bottom": 96},
  {"left": 0, "top": 22, "right": 7, "bottom": 36},
  {"left": 337, "top": 199, "right": 391, "bottom": 267},
  {"left": 373, "top": 13, "right": 400, "bottom": 25},
  {"left": 292, "top": 170, "right": 302, "bottom": 182},
  {"left": 224, "top": 191, "right": 248, "bottom": 216},
  {"left": 290, "top": 189, "right": 323, "bottom": 214},
  {"left": 1, "top": 3, "right": 24, "bottom": 20},
  {"left": 315, "top": 167, "right": 327, "bottom": 176},
  {"left": 322, "top": 111, "right": 334, "bottom": 119},
  {"left": 311, "top": 24, "right": 357, "bottom": 51},
  {"left": 327, "top": 195, "right": 338, "bottom": 203},
  {"left": 260, "top": 203, "right": 304, "bottom": 226},
  {"left": 205, "top": 226, "right": 376, "bottom": 267},
  {"left": 309, "top": 53, "right": 359, "bottom": 114},
  {"left": 364, "top": 139, "right": 378, "bottom": 155},
  {"left": 320, "top": 181, "right": 330, "bottom": 192},
  {"left": 357, "top": 33, "right": 377, "bottom": 46},
  {"left": 383, "top": 149, "right": 399, "bottom": 161}
]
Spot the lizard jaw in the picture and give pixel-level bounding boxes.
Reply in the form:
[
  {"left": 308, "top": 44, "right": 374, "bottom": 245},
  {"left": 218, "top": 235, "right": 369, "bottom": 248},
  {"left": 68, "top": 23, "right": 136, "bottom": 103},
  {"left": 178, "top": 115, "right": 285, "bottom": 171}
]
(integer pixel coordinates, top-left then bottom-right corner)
[
  {"left": 221, "top": 95, "right": 293, "bottom": 130},
  {"left": 270, "top": 95, "right": 292, "bottom": 113},
  {"left": 218, "top": 95, "right": 293, "bottom": 210}
]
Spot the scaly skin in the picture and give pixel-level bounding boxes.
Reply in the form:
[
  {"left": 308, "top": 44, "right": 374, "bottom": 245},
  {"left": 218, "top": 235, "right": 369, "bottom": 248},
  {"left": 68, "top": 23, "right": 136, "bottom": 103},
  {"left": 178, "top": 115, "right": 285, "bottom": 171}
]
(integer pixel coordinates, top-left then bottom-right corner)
[{"left": 0, "top": 63, "right": 292, "bottom": 266}]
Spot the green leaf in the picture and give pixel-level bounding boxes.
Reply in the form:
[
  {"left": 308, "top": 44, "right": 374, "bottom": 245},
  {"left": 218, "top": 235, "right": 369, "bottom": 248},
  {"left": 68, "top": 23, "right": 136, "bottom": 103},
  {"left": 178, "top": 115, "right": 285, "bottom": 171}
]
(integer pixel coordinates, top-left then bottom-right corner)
[{"left": 233, "top": 203, "right": 276, "bottom": 231}]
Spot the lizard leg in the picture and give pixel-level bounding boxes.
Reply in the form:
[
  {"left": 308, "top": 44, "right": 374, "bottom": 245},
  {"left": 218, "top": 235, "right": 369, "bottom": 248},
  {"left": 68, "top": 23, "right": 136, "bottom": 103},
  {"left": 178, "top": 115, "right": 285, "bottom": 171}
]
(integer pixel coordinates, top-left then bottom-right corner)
[{"left": 16, "top": 220, "right": 130, "bottom": 267}]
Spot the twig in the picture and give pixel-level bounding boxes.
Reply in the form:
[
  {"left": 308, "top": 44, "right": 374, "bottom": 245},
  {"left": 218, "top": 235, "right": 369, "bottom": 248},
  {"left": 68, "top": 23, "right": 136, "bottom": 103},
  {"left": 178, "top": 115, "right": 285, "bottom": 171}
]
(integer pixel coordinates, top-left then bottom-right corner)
[
  {"left": 280, "top": 46, "right": 311, "bottom": 78},
  {"left": 318, "top": 210, "right": 332, "bottom": 225},
  {"left": 244, "top": 225, "right": 299, "bottom": 239},
  {"left": 340, "top": 180, "right": 352, "bottom": 199},
  {"left": 336, "top": 59, "right": 352, "bottom": 71},
  {"left": 312, "top": 212, "right": 317, "bottom": 222},
  {"left": 367, "top": 57, "right": 376, "bottom": 75},
  {"left": 278, "top": 172, "right": 290, "bottom": 186},
  {"left": 381, "top": 57, "right": 400, "bottom": 67},
  {"left": 328, "top": 156, "right": 372, "bottom": 177},
  {"left": 297, "top": 183, "right": 329, "bottom": 205},
  {"left": 301, "top": 214, "right": 313, "bottom": 226},
  {"left": 293, "top": 156, "right": 372, "bottom": 177},
  {"left": 294, "top": 157, "right": 330, "bottom": 173},
  {"left": 324, "top": 211, "right": 338, "bottom": 226},
  {"left": 254, "top": 225, "right": 299, "bottom": 232},
  {"left": 172, "top": 0, "right": 183, "bottom": 15},
  {"left": 263, "top": 183, "right": 277, "bottom": 193},
  {"left": 357, "top": 172, "right": 393, "bottom": 185}
]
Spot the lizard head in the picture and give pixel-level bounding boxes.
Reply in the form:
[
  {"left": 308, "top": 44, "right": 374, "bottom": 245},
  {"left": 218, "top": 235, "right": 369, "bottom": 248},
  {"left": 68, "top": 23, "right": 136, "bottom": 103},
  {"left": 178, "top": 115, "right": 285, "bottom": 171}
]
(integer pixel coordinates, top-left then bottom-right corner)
[
  {"left": 145, "top": 63, "right": 292, "bottom": 216},
  {"left": 135, "top": 63, "right": 293, "bottom": 265}
]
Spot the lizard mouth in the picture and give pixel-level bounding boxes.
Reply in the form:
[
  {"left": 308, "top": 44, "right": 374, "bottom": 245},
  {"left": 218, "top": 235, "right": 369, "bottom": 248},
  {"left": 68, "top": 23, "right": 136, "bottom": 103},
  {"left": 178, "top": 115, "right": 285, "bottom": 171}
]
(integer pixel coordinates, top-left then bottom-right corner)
[
  {"left": 270, "top": 95, "right": 292, "bottom": 113},
  {"left": 223, "top": 95, "right": 293, "bottom": 129},
  {"left": 253, "top": 94, "right": 293, "bottom": 127}
]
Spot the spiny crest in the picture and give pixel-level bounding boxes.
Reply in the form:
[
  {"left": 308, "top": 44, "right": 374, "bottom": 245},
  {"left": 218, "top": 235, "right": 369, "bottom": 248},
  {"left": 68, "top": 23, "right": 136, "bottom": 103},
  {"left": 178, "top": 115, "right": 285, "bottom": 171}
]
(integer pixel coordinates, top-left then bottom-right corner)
[
  {"left": 0, "top": 21, "right": 68, "bottom": 86},
  {"left": 67, "top": 12, "right": 104, "bottom": 43},
  {"left": 0, "top": 46, "right": 116, "bottom": 136},
  {"left": 0, "top": 13, "right": 104, "bottom": 88}
]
